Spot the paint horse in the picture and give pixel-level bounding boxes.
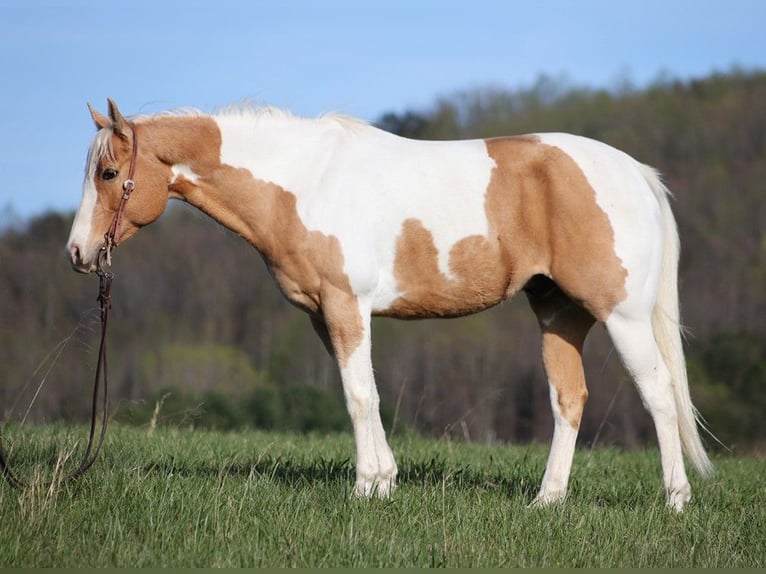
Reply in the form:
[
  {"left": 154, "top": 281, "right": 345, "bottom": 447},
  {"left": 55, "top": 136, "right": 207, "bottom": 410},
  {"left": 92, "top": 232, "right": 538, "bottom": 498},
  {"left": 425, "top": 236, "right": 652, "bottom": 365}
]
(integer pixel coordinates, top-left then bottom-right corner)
[{"left": 67, "top": 99, "right": 713, "bottom": 511}]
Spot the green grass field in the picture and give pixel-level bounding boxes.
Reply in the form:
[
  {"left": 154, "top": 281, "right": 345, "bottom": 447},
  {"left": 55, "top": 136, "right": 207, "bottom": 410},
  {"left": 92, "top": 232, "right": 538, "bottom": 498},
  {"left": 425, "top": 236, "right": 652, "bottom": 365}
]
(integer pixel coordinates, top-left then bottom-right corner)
[{"left": 0, "top": 424, "right": 763, "bottom": 567}]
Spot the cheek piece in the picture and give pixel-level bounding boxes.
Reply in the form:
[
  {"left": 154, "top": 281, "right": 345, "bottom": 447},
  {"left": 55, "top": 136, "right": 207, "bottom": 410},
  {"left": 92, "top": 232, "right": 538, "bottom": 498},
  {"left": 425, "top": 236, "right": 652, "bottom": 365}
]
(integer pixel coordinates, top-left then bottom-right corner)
[{"left": 99, "top": 125, "right": 138, "bottom": 268}]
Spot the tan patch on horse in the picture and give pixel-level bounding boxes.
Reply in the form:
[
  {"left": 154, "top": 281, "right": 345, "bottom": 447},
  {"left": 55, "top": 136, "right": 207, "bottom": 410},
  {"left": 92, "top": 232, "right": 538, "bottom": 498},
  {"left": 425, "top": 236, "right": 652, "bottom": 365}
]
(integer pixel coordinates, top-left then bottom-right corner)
[
  {"left": 216, "top": 175, "right": 364, "bottom": 367},
  {"left": 263, "top": 183, "right": 364, "bottom": 367},
  {"left": 389, "top": 136, "right": 627, "bottom": 322},
  {"left": 485, "top": 136, "right": 627, "bottom": 321},
  {"left": 387, "top": 219, "right": 508, "bottom": 317},
  {"left": 526, "top": 277, "right": 595, "bottom": 428}
]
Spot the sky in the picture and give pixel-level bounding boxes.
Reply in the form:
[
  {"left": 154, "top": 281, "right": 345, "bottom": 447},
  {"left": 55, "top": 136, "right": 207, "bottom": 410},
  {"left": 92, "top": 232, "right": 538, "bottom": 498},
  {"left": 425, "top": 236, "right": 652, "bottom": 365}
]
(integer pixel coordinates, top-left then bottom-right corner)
[{"left": 1, "top": 0, "right": 764, "bottom": 221}]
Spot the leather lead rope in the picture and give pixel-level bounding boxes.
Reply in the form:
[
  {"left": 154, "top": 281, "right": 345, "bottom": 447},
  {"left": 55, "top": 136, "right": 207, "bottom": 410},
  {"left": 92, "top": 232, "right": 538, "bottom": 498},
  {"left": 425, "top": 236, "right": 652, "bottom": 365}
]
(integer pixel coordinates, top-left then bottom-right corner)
[
  {"left": 0, "top": 267, "right": 112, "bottom": 489},
  {"left": 0, "top": 124, "right": 137, "bottom": 489}
]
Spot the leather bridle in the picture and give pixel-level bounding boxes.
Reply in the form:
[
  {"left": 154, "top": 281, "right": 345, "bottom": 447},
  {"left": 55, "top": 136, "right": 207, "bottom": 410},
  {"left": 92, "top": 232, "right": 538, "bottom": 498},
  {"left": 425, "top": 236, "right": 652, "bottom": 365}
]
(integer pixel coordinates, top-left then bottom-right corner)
[
  {"left": 101, "top": 123, "right": 138, "bottom": 266},
  {"left": 0, "top": 124, "right": 138, "bottom": 489}
]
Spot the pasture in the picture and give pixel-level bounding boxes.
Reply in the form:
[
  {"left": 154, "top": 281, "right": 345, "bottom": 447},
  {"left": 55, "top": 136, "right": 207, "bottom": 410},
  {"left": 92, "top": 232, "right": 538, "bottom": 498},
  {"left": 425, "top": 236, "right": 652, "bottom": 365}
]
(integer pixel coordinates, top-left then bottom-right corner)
[{"left": 0, "top": 424, "right": 762, "bottom": 567}]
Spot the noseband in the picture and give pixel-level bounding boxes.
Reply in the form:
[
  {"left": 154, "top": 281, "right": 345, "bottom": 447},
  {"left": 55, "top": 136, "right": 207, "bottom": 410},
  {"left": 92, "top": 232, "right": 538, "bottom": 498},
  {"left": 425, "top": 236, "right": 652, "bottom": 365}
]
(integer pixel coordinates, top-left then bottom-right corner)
[{"left": 99, "top": 124, "right": 138, "bottom": 268}]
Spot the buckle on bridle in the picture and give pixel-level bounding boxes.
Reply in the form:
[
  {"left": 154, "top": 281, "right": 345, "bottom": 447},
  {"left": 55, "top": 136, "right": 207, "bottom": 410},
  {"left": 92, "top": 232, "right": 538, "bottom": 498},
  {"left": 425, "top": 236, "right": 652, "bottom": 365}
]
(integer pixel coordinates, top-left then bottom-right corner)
[{"left": 97, "top": 240, "right": 115, "bottom": 271}]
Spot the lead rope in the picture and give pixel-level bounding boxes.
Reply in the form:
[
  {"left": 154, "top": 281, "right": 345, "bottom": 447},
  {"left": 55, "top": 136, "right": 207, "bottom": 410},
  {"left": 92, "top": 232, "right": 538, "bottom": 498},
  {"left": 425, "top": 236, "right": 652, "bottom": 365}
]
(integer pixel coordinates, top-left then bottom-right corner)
[
  {"left": 0, "top": 124, "right": 137, "bottom": 490},
  {"left": 0, "top": 264, "right": 112, "bottom": 489}
]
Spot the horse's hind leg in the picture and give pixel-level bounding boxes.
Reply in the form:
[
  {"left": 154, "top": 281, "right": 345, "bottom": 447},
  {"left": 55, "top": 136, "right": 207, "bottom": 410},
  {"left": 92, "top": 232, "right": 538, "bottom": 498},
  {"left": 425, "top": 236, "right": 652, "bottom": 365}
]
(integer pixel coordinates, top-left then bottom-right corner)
[
  {"left": 525, "top": 278, "right": 595, "bottom": 506},
  {"left": 605, "top": 308, "right": 690, "bottom": 511}
]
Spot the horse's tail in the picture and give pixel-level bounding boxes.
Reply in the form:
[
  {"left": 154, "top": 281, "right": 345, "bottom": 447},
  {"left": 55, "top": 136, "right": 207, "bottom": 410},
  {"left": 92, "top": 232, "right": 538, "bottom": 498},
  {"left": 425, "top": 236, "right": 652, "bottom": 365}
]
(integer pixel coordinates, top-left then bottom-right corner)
[{"left": 639, "top": 164, "right": 714, "bottom": 478}]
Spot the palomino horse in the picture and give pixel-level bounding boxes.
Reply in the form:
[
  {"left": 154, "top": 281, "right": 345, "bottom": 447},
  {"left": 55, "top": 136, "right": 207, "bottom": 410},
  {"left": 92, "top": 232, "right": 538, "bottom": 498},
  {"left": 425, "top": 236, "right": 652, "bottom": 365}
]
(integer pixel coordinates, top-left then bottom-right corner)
[{"left": 67, "top": 99, "right": 712, "bottom": 511}]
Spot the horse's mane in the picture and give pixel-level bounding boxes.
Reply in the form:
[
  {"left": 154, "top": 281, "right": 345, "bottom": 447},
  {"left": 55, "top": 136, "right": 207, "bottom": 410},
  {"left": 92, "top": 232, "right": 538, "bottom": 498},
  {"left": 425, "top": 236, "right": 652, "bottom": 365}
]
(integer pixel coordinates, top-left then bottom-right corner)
[
  {"left": 129, "top": 101, "right": 369, "bottom": 132},
  {"left": 85, "top": 128, "right": 115, "bottom": 177},
  {"left": 86, "top": 103, "right": 371, "bottom": 173},
  {"left": 213, "top": 101, "right": 370, "bottom": 132}
]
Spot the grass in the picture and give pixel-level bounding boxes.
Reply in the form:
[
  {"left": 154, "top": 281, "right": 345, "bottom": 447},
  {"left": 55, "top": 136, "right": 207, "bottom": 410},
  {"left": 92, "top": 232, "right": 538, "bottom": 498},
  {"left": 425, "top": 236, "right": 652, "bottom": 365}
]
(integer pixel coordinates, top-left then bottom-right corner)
[{"left": 0, "top": 423, "right": 763, "bottom": 567}]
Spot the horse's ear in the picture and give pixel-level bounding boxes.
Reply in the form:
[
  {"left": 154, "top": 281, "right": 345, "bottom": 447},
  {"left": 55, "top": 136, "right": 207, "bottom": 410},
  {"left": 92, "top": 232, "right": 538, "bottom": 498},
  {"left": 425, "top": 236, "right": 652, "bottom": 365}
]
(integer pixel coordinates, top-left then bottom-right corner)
[
  {"left": 106, "top": 98, "right": 128, "bottom": 136},
  {"left": 88, "top": 102, "right": 111, "bottom": 131}
]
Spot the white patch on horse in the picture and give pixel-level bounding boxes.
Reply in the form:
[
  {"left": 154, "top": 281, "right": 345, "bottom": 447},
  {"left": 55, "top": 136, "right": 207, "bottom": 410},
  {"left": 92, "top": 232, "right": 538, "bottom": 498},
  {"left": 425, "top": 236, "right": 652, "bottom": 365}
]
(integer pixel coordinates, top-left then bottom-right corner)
[
  {"left": 171, "top": 163, "right": 201, "bottom": 184},
  {"left": 67, "top": 131, "right": 110, "bottom": 254},
  {"left": 67, "top": 176, "right": 97, "bottom": 250}
]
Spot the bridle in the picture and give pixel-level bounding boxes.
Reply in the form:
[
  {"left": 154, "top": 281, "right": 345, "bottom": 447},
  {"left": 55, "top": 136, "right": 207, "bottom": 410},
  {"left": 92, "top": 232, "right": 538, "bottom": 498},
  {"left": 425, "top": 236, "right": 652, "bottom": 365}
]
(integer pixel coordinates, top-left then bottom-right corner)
[
  {"left": 101, "top": 122, "right": 138, "bottom": 266},
  {"left": 0, "top": 124, "right": 138, "bottom": 489}
]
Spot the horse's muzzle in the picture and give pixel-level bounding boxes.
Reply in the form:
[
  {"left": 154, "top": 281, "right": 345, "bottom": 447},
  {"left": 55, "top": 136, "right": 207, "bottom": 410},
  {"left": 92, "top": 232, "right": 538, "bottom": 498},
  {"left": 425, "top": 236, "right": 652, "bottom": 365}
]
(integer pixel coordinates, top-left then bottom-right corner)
[{"left": 67, "top": 243, "right": 97, "bottom": 274}]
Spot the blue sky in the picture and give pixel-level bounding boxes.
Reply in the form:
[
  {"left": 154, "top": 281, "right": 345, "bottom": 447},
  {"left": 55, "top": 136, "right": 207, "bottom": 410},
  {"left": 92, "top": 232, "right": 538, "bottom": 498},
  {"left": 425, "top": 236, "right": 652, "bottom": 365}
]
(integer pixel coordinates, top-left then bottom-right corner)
[{"left": 1, "top": 0, "right": 764, "bottom": 221}]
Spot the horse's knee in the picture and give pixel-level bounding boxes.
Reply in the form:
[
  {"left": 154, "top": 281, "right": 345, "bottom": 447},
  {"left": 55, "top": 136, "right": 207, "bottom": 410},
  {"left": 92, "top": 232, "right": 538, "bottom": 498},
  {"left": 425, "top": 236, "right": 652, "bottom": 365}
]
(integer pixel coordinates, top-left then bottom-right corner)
[{"left": 343, "top": 386, "right": 379, "bottom": 420}]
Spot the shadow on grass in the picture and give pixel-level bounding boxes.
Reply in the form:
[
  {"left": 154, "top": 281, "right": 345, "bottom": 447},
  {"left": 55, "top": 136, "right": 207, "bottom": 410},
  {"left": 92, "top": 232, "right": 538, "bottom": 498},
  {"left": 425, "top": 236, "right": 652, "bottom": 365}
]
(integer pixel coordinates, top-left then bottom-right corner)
[{"left": 139, "top": 454, "right": 539, "bottom": 499}]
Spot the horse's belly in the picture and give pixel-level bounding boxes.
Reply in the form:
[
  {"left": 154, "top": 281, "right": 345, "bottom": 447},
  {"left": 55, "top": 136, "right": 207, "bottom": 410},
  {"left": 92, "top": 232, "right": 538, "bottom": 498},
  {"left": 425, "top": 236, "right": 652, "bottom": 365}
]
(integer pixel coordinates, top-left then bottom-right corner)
[
  {"left": 373, "top": 280, "right": 510, "bottom": 319},
  {"left": 372, "top": 242, "right": 517, "bottom": 319}
]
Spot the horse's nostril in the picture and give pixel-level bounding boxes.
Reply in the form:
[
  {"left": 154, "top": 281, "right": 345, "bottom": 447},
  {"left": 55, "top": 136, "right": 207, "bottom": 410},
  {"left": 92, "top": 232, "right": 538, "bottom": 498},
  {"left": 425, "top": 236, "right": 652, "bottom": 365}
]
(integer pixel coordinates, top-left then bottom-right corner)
[
  {"left": 67, "top": 243, "right": 95, "bottom": 273},
  {"left": 68, "top": 244, "right": 82, "bottom": 265}
]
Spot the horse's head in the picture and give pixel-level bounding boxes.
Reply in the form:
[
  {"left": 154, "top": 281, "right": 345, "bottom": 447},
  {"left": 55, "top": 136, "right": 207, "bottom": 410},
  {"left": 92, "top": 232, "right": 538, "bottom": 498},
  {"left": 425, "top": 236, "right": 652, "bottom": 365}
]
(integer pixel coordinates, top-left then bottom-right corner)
[{"left": 67, "top": 99, "right": 170, "bottom": 273}]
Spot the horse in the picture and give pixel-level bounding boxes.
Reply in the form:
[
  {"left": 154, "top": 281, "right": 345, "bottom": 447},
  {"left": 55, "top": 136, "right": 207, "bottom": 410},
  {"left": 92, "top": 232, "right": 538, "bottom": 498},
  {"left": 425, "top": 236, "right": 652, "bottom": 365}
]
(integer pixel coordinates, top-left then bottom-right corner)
[{"left": 66, "top": 98, "right": 713, "bottom": 511}]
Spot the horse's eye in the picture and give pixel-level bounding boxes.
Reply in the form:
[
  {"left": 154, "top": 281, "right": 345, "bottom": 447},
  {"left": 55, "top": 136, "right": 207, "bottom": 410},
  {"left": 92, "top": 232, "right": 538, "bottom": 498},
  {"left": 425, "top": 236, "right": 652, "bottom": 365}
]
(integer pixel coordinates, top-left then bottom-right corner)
[{"left": 102, "top": 168, "right": 119, "bottom": 181}]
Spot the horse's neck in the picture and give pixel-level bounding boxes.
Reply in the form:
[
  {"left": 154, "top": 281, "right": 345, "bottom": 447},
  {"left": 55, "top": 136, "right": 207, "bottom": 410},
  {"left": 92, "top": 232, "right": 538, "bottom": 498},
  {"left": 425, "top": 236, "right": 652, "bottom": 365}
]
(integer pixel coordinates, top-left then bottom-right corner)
[{"left": 155, "top": 112, "right": 346, "bottom": 258}]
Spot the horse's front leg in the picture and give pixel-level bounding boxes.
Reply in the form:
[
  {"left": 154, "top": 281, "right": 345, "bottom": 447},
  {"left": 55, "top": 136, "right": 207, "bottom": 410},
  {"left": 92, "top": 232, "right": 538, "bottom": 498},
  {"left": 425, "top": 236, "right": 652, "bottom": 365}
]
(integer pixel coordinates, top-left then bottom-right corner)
[{"left": 314, "top": 292, "right": 397, "bottom": 498}]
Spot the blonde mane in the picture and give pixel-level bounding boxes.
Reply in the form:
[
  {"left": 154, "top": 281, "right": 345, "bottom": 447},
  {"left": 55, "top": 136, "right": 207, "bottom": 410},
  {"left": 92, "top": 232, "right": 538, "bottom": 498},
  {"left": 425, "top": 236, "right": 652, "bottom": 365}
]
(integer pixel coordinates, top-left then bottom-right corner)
[
  {"left": 213, "top": 101, "right": 370, "bottom": 132},
  {"left": 85, "top": 102, "right": 371, "bottom": 177},
  {"left": 128, "top": 101, "right": 369, "bottom": 131}
]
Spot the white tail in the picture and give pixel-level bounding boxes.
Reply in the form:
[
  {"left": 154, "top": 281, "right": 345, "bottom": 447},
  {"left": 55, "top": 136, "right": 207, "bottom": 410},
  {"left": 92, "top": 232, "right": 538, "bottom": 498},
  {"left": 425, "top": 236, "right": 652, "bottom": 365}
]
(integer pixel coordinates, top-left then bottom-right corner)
[{"left": 640, "top": 164, "right": 714, "bottom": 477}]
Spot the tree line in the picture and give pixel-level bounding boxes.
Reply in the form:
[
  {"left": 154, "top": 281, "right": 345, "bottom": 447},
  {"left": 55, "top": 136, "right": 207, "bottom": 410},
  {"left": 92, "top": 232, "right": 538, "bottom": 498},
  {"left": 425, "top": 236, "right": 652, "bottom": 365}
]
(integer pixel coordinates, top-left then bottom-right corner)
[{"left": 1, "top": 69, "right": 764, "bottom": 452}]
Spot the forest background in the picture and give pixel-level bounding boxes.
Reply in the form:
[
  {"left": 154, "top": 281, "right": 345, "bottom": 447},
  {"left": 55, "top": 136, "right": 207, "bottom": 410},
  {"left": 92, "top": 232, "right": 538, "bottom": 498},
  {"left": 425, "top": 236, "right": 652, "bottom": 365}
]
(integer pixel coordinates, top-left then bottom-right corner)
[{"left": 1, "top": 69, "right": 764, "bottom": 454}]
